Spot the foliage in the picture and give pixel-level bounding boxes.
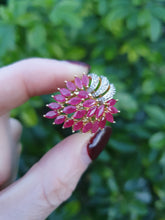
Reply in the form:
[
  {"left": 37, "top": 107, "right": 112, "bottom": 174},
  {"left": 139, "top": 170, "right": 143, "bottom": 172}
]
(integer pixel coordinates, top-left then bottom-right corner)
[{"left": 1, "top": 0, "right": 165, "bottom": 219}]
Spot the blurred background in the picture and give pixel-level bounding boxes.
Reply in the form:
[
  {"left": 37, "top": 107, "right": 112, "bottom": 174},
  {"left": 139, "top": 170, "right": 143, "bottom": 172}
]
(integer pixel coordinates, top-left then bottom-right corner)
[{"left": 0, "top": 0, "right": 165, "bottom": 219}]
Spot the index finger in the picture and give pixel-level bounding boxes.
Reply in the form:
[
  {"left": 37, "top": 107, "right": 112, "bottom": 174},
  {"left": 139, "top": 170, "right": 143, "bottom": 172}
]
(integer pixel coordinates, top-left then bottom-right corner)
[{"left": 0, "top": 58, "right": 90, "bottom": 115}]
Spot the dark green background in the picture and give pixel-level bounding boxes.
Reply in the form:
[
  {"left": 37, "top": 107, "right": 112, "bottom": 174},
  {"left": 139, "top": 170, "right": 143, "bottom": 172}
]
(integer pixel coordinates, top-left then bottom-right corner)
[{"left": 1, "top": 0, "right": 165, "bottom": 219}]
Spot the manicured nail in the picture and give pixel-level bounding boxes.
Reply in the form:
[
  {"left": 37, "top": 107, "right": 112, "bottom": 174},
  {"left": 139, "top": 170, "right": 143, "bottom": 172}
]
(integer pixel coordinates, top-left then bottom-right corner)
[
  {"left": 87, "top": 126, "right": 112, "bottom": 160},
  {"left": 66, "top": 60, "right": 90, "bottom": 70}
]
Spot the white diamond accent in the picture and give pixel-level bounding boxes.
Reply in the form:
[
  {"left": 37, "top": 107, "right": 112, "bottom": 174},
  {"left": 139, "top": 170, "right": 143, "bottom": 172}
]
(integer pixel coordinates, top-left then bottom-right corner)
[
  {"left": 93, "top": 76, "right": 110, "bottom": 97},
  {"left": 87, "top": 73, "right": 100, "bottom": 93},
  {"left": 98, "top": 84, "right": 116, "bottom": 103}
]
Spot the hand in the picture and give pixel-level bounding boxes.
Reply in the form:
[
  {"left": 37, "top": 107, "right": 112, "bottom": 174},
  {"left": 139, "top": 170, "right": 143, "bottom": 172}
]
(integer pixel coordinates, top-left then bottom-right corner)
[{"left": 0, "top": 58, "right": 111, "bottom": 220}]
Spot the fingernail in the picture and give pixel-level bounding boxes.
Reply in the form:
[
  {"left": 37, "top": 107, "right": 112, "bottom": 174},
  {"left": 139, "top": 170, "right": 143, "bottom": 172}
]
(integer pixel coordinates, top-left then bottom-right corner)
[
  {"left": 87, "top": 126, "right": 112, "bottom": 160},
  {"left": 66, "top": 60, "right": 90, "bottom": 71}
]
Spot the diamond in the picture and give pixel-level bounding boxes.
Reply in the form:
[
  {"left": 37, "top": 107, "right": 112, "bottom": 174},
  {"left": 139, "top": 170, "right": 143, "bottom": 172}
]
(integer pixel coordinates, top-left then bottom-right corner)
[
  {"left": 98, "top": 84, "right": 116, "bottom": 103},
  {"left": 87, "top": 73, "right": 100, "bottom": 93},
  {"left": 93, "top": 76, "right": 109, "bottom": 97}
]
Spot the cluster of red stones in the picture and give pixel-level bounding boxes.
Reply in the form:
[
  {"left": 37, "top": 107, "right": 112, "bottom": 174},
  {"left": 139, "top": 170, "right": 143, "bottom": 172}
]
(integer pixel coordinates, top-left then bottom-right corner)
[{"left": 44, "top": 75, "right": 119, "bottom": 133}]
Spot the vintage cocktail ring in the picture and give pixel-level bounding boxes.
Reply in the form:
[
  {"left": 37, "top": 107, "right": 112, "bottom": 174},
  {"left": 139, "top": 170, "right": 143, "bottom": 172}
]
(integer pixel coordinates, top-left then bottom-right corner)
[{"left": 44, "top": 73, "right": 119, "bottom": 133}]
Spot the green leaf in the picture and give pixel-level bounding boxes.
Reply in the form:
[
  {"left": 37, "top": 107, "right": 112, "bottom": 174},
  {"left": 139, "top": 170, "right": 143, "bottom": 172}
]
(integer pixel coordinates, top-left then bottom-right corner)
[
  {"left": 20, "top": 108, "right": 38, "bottom": 127},
  {"left": 27, "top": 24, "right": 46, "bottom": 49},
  {"left": 149, "top": 132, "right": 165, "bottom": 149},
  {"left": 145, "top": 105, "right": 165, "bottom": 126},
  {"left": 0, "top": 22, "right": 16, "bottom": 56},
  {"left": 150, "top": 17, "right": 162, "bottom": 42}
]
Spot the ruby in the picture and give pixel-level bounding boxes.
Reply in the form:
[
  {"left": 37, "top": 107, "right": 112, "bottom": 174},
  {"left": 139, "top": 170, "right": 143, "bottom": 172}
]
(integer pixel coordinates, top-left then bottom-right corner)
[
  {"left": 73, "top": 110, "right": 86, "bottom": 119},
  {"left": 47, "top": 102, "right": 61, "bottom": 110},
  {"left": 44, "top": 111, "right": 58, "bottom": 119},
  {"left": 108, "top": 106, "right": 118, "bottom": 114},
  {"left": 75, "top": 77, "right": 83, "bottom": 89},
  {"left": 107, "top": 99, "right": 117, "bottom": 106},
  {"left": 73, "top": 121, "right": 83, "bottom": 131},
  {"left": 54, "top": 115, "right": 66, "bottom": 124},
  {"left": 63, "top": 119, "right": 74, "bottom": 128},
  {"left": 99, "top": 117, "right": 106, "bottom": 129},
  {"left": 78, "top": 91, "right": 89, "bottom": 99},
  {"left": 96, "top": 105, "right": 104, "bottom": 118},
  {"left": 106, "top": 112, "right": 114, "bottom": 123},
  {"left": 66, "top": 81, "right": 76, "bottom": 91},
  {"left": 82, "top": 75, "right": 89, "bottom": 87},
  {"left": 68, "top": 97, "right": 81, "bottom": 105},
  {"left": 82, "top": 122, "right": 92, "bottom": 133},
  {"left": 54, "top": 94, "right": 65, "bottom": 102},
  {"left": 92, "top": 121, "right": 99, "bottom": 133},
  {"left": 60, "top": 88, "right": 71, "bottom": 97},
  {"left": 87, "top": 106, "right": 97, "bottom": 117},
  {"left": 63, "top": 106, "right": 76, "bottom": 114},
  {"left": 83, "top": 99, "right": 96, "bottom": 108}
]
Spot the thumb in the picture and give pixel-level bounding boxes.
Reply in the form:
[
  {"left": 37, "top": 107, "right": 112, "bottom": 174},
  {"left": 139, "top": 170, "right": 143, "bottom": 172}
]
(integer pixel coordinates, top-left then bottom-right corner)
[{"left": 0, "top": 127, "right": 111, "bottom": 220}]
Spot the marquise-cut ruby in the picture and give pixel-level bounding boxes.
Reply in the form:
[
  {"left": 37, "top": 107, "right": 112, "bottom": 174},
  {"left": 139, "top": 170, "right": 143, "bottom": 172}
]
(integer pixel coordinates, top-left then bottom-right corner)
[
  {"left": 47, "top": 102, "right": 61, "bottom": 110},
  {"left": 78, "top": 91, "right": 89, "bottom": 99},
  {"left": 60, "top": 88, "right": 71, "bottom": 97},
  {"left": 75, "top": 77, "right": 83, "bottom": 89},
  {"left": 87, "top": 106, "right": 97, "bottom": 117},
  {"left": 44, "top": 111, "right": 58, "bottom": 119},
  {"left": 54, "top": 94, "right": 65, "bottom": 102},
  {"left": 73, "top": 110, "right": 86, "bottom": 119},
  {"left": 99, "top": 117, "right": 106, "bottom": 129},
  {"left": 83, "top": 99, "right": 96, "bottom": 108},
  {"left": 82, "top": 75, "right": 89, "bottom": 87},
  {"left": 63, "top": 106, "right": 76, "bottom": 114},
  {"left": 63, "top": 119, "right": 74, "bottom": 128},
  {"left": 107, "top": 99, "right": 117, "bottom": 106},
  {"left": 54, "top": 115, "right": 66, "bottom": 124},
  {"left": 96, "top": 105, "right": 104, "bottom": 118},
  {"left": 73, "top": 121, "right": 83, "bottom": 131},
  {"left": 92, "top": 121, "right": 99, "bottom": 133},
  {"left": 82, "top": 122, "right": 92, "bottom": 133},
  {"left": 106, "top": 112, "right": 114, "bottom": 123},
  {"left": 108, "top": 106, "right": 118, "bottom": 114},
  {"left": 66, "top": 81, "right": 76, "bottom": 91},
  {"left": 68, "top": 97, "right": 81, "bottom": 105}
]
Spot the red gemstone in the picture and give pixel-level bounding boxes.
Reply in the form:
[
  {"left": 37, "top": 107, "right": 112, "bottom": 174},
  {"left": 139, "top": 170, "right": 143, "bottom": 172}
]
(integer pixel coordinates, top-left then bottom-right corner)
[
  {"left": 60, "top": 88, "right": 71, "bottom": 97},
  {"left": 106, "top": 112, "right": 114, "bottom": 123},
  {"left": 82, "top": 122, "right": 92, "bottom": 133},
  {"left": 44, "top": 111, "right": 58, "bottom": 119},
  {"left": 63, "top": 106, "right": 76, "bottom": 114},
  {"left": 83, "top": 99, "right": 96, "bottom": 108},
  {"left": 108, "top": 106, "right": 118, "bottom": 114},
  {"left": 87, "top": 106, "right": 97, "bottom": 117},
  {"left": 73, "top": 121, "right": 83, "bottom": 131},
  {"left": 54, "top": 115, "right": 66, "bottom": 124},
  {"left": 75, "top": 77, "right": 83, "bottom": 89},
  {"left": 99, "top": 117, "right": 106, "bottom": 129},
  {"left": 96, "top": 105, "right": 105, "bottom": 118},
  {"left": 82, "top": 75, "right": 89, "bottom": 87},
  {"left": 73, "top": 110, "right": 86, "bottom": 119},
  {"left": 47, "top": 102, "right": 61, "bottom": 110},
  {"left": 54, "top": 94, "right": 65, "bottom": 102},
  {"left": 78, "top": 91, "right": 89, "bottom": 99},
  {"left": 68, "top": 97, "right": 81, "bottom": 105},
  {"left": 107, "top": 99, "right": 117, "bottom": 106},
  {"left": 92, "top": 121, "right": 99, "bottom": 133},
  {"left": 63, "top": 119, "right": 74, "bottom": 128},
  {"left": 66, "top": 81, "right": 76, "bottom": 91}
]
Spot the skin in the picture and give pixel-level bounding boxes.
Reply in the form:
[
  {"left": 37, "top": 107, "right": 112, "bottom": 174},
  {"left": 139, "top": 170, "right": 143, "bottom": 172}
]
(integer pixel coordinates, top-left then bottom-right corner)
[{"left": 0, "top": 58, "right": 93, "bottom": 220}]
